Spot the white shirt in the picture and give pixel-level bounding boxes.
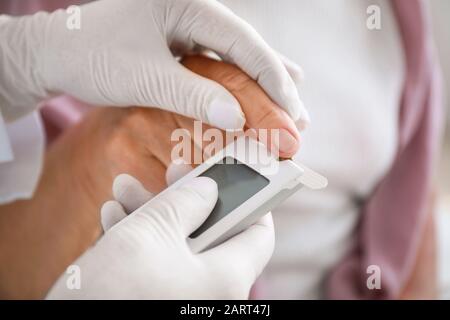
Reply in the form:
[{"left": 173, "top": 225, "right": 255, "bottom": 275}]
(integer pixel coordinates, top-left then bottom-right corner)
[
  {"left": 0, "top": 111, "right": 44, "bottom": 203},
  {"left": 220, "top": 0, "right": 404, "bottom": 298}
]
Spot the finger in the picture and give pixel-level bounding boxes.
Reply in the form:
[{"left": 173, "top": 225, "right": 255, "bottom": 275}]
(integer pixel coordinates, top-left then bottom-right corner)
[
  {"left": 276, "top": 54, "right": 311, "bottom": 128},
  {"left": 200, "top": 213, "right": 275, "bottom": 285},
  {"left": 182, "top": 55, "right": 301, "bottom": 157},
  {"left": 141, "top": 177, "right": 218, "bottom": 237},
  {"left": 277, "top": 52, "right": 305, "bottom": 85},
  {"left": 180, "top": 0, "right": 306, "bottom": 123},
  {"left": 116, "top": 153, "right": 167, "bottom": 195},
  {"left": 100, "top": 200, "right": 127, "bottom": 232},
  {"left": 158, "top": 62, "right": 246, "bottom": 130},
  {"left": 196, "top": 49, "right": 305, "bottom": 86},
  {"left": 112, "top": 174, "right": 154, "bottom": 213},
  {"left": 165, "top": 162, "right": 193, "bottom": 186}
]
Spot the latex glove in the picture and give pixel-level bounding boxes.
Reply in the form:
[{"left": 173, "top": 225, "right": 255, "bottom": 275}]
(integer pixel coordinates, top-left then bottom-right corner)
[
  {"left": 47, "top": 175, "right": 274, "bottom": 299},
  {"left": 101, "top": 167, "right": 194, "bottom": 229},
  {"left": 0, "top": 0, "right": 308, "bottom": 130}
]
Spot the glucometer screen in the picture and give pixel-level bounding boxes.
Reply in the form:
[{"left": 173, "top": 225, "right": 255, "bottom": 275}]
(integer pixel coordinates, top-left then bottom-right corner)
[{"left": 190, "top": 157, "right": 269, "bottom": 238}]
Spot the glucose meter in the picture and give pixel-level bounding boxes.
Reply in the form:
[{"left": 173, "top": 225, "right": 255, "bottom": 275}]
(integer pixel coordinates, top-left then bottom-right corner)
[{"left": 144, "top": 136, "right": 326, "bottom": 253}]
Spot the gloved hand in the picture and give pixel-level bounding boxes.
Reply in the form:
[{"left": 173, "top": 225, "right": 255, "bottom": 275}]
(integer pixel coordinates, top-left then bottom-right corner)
[
  {"left": 0, "top": 0, "right": 308, "bottom": 129},
  {"left": 46, "top": 175, "right": 275, "bottom": 299}
]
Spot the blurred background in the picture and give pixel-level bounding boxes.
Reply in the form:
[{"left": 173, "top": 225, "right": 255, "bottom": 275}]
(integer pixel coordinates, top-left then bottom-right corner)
[{"left": 430, "top": 0, "right": 450, "bottom": 299}]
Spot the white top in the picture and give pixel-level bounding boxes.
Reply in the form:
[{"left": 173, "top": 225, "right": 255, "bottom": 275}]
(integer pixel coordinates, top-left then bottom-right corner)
[
  {"left": 0, "top": 110, "right": 44, "bottom": 203},
  {"left": 220, "top": 0, "right": 404, "bottom": 298}
]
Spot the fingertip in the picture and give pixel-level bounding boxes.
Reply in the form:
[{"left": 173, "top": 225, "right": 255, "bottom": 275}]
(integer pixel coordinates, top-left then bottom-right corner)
[
  {"left": 166, "top": 162, "right": 194, "bottom": 185},
  {"left": 181, "top": 176, "right": 218, "bottom": 203},
  {"left": 278, "top": 52, "right": 305, "bottom": 85},
  {"left": 287, "top": 64, "right": 305, "bottom": 85},
  {"left": 112, "top": 173, "right": 140, "bottom": 200},
  {"left": 100, "top": 200, "right": 126, "bottom": 232},
  {"left": 173, "top": 177, "right": 219, "bottom": 237},
  {"left": 259, "top": 212, "right": 274, "bottom": 228},
  {"left": 285, "top": 96, "right": 302, "bottom": 122},
  {"left": 101, "top": 200, "right": 122, "bottom": 214},
  {"left": 276, "top": 128, "right": 300, "bottom": 157},
  {"left": 296, "top": 100, "right": 311, "bottom": 131},
  {"left": 258, "top": 76, "right": 304, "bottom": 121},
  {"left": 207, "top": 94, "right": 246, "bottom": 130},
  {"left": 112, "top": 173, "right": 154, "bottom": 212}
]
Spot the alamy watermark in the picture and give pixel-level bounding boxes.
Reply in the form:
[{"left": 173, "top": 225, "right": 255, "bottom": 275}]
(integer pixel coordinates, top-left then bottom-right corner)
[
  {"left": 66, "top": 5, "right": 81, "bottom": 30},
  {"left": 66, "top": 264, "right": 81, "bottom": 290},
  {"left": 366, "top": 264, "right": 381, "bottom": 290},
  {"left": 170, "top": 121, "right": 282, "bottom": 175},
  {"left": 366, "top": 5, "right": 381, "bottom": 30}
]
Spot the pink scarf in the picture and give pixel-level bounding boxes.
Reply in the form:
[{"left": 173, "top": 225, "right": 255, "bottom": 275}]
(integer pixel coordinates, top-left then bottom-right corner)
[
  {"left": 1, "top": 0, "right": 444, "bottom": 299},
  {"left": 326, "top": 0, "right": 444, "bottom": 299}
]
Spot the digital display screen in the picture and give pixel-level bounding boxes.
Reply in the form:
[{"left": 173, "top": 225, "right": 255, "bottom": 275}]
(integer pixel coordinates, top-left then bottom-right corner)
[{"left": 190, "top": 157, "right": 270, "bottom": 238}]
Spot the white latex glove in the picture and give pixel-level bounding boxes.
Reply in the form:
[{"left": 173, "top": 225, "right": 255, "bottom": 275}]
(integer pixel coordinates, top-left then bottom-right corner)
[
  {"left": 47, "top": 175, "right": 274, "bottom": 299},
  {"left": 0, "top": 0, "right": 309, "bottom": 129}
]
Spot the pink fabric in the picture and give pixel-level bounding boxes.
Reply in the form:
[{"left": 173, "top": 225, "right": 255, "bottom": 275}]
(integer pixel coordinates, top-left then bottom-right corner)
[
  {"left": 326, "top": 0, "right": 444, "bottom": 299},
  {"left": 0, "top": 0, "right": 87, "bottom": 15},
  {"left": 40, "top": 95, "right": 91, "bottom": 131},
  {"left": 1, "top": 0, "right": 444, "bottom": 299}
]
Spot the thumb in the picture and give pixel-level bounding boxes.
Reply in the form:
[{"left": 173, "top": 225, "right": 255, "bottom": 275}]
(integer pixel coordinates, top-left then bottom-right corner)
[
  {"left": 157, "top": 63, "right": 246, "bottom": 130},
  {"left": 201, "top": 213, "right": 275, "bottom": 286},
  {"left": 112, "top": 174, "right": 154, "bottom": 213},
  {"left": 139, "top": 177, "right": 218, "bottom": 238},
  {"left": 100, "top": 200, "right": 127, "bottom": 232}
]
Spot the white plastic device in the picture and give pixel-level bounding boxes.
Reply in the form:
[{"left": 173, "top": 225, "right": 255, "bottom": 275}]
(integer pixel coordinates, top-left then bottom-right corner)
[{"left": 137, "top": 136, "right": 327, "bottom": 253}]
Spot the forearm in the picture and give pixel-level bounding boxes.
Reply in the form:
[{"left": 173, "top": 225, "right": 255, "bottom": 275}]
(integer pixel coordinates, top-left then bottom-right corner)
[
  {"left": 0, "top": 139, "right": 102, "bottom": 299},
  {"left": 0, "top": 196, "right": 56, "bottom": 298}
]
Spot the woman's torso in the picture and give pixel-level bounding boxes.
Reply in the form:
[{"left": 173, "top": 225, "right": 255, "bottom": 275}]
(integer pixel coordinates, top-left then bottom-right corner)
[{"left": 220, "top": 0, "right": 404, "bottom": 298}]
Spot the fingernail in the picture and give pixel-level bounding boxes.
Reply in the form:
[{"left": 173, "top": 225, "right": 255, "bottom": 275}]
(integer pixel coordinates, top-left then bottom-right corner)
[
  {"left": 207, "top": 96, "right": 246, "bottom": 130},
  {"left": 274, "top": 129, "right": 299, "bottom": 154},
  {"left": 183, "top": 176, "right": 218, "bottom": 201}
]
